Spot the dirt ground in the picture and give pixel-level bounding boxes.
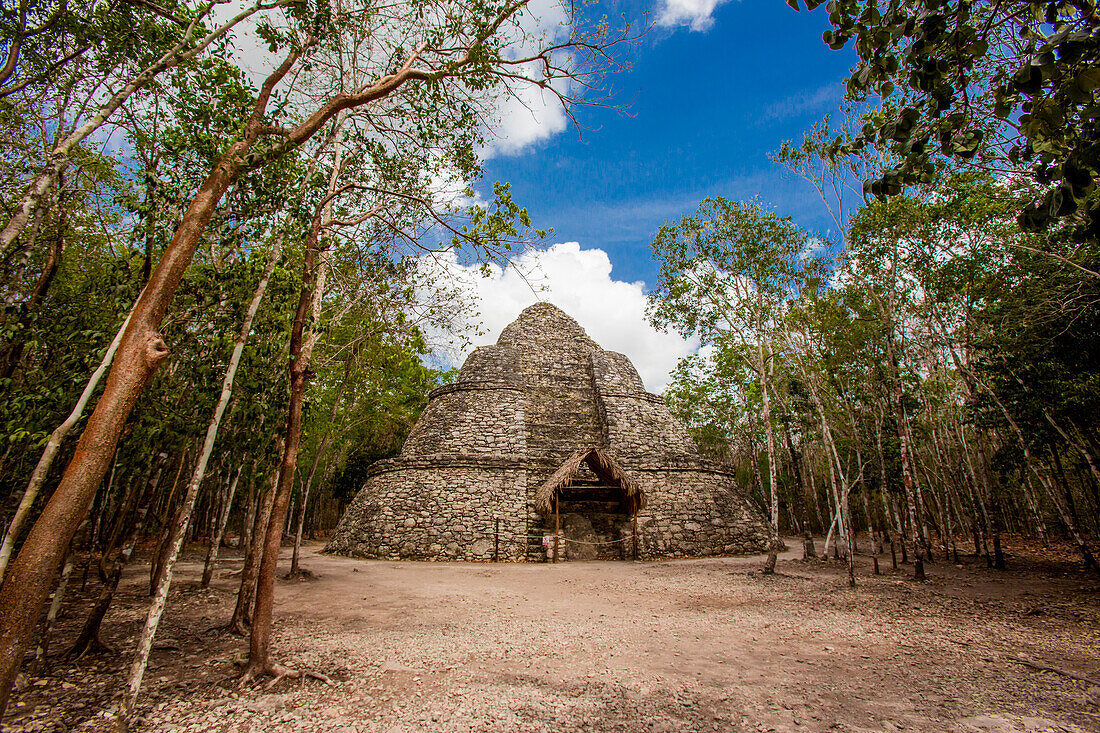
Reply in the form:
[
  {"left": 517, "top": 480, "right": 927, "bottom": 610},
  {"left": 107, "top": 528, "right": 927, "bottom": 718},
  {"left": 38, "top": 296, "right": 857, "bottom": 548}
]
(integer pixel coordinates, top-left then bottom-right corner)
[{"left": 2, "top": 537, "right": 1099, "bottom": 733}]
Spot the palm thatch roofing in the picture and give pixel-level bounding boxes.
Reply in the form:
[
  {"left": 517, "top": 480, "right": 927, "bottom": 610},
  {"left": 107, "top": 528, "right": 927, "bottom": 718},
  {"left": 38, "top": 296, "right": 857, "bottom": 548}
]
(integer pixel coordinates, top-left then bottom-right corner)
[{"left": 534, "top": 446, "right": 645, "bottom": 515}]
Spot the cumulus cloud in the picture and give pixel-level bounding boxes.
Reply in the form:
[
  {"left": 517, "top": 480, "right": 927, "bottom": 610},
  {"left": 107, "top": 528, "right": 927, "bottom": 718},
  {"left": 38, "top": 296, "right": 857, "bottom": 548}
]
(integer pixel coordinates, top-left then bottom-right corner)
[
  {"left": 420, "top": 243, "right": 698, "bottom": 392},
  {"left": 479, "top": 0, "right": 574, "bottom": 156},
  {"left": 656, "top": 0, "right": 732, "bottom": 32}
]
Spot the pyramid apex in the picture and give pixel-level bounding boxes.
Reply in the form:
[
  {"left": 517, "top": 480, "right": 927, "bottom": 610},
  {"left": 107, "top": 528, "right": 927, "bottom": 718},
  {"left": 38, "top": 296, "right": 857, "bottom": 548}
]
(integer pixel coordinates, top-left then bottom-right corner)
[{"left": 497, "top": 301, "right": 589, "bottom": 345}]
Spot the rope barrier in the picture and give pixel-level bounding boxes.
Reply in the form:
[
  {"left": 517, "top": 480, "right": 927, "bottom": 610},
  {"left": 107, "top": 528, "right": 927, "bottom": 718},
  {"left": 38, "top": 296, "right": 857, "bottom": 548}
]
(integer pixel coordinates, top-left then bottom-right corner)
[
  {"left": 437, "top": 532, "right": 632, "bottom": 546},
  {"left": 560, "top": 536, "right": 630, "bottom": 546}
]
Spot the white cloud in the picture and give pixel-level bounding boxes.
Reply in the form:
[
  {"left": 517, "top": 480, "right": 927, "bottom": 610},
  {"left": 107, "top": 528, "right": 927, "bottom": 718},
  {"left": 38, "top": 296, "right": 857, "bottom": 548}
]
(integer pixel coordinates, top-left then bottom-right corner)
[
  {"left": 482, "top": 77, "right": 571, "bottom": 156},
  {"left": 211, "top": 0, "right": 575, "bottom": 158},
  {"left": 480, "top": 0, "right": 573, "bottom": 156},
  {"left": 420, "top": 243, "right": 698, "bottom": 392},
  {"left": 657, "top": 0, "right": 732, "bottom": 31}
]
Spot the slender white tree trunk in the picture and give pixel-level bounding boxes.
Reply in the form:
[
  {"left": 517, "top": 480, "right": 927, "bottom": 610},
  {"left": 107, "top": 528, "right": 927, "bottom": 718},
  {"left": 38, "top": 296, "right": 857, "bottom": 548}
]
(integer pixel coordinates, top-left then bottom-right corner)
[
  {"left": 757, "top": 339, "right": 779, "bottom": 573},
  {"left": 32, "top": 546, "right": 76, "bottom": 674},
  {"left": 202, "top": 466, "right": 241, "bottom": 587},
  {"left": 120, "top": 233, "right": 284, "bottom": 722}
]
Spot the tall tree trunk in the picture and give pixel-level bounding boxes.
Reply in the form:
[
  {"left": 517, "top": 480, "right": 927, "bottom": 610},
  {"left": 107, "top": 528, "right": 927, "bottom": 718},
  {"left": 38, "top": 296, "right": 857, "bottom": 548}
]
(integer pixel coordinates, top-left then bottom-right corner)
[
  {"left": 757, "top": 340, "right": 780, "bottom": 574},
  {"left": 883, "top": 331, "right": 924, "bottom": 580},
  {"left": 291, "top": 348, "right": 354, "bottom": 575},
  {"left": 240, "top": 471, "right": 257, "bottom": 563},
  {"left": 149, "top": 451, "right": 189, "bottom": 596},
  {"left": 31, "top": 545, "right": 75, "bottom": 675},
  {"left": 818, "top": 405, "right": 854, "bottom": 586},
  {"left": 243, "top": 245, "right": 327, "bottom": 679},
  {"left": 229, "top": 458, "right": 280, "bottom": 636},
  {"left": 82, "top": 458, "right": 116, "bottom": 592},
  {"left": 0, "top": 51, "right": 310, "bottom": 714},
  {"left": 244, "top": 113, "right": 345, "bottom": 679}
]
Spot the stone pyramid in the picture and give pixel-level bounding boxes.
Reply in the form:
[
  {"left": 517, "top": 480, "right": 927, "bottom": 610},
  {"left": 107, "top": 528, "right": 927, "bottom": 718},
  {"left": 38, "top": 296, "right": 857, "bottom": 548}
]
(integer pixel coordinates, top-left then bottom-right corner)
[{"left": 325, "top": 302, "right": 771, "bottom": 561}]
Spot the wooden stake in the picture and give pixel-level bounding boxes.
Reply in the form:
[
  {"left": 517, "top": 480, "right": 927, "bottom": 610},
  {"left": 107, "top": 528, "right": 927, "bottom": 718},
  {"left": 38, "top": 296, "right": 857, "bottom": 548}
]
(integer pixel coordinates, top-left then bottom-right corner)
[
  {"left": 632, "top": 513, "right": 638, "bottom": 561},
  {"left": 553, "top": 495, "right": 559, "bottom": 564}
]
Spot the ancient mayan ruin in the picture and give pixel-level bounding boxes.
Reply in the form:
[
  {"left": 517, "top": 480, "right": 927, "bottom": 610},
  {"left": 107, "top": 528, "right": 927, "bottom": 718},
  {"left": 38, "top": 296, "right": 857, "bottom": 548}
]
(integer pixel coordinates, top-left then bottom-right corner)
[{"left": 325, "top": 302, "right": 772, "bottom": 561}]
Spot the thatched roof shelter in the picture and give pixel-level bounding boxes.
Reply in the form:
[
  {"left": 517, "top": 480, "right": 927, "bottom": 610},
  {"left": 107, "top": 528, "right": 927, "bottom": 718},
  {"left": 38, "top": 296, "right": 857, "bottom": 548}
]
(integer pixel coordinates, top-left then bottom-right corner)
[{"left": 534, "top": 446, "right": 645, "bottom": 515}]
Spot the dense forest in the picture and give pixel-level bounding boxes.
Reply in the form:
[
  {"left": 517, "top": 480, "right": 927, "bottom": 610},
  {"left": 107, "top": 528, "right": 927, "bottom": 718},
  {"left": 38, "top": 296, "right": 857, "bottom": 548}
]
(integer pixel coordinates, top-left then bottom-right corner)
[
  {"left": 653, "top": 0, "right": 1100, "bottom": 585},
  {"left": 0, "top": 0, "right": 1097, "bottom": 726}
]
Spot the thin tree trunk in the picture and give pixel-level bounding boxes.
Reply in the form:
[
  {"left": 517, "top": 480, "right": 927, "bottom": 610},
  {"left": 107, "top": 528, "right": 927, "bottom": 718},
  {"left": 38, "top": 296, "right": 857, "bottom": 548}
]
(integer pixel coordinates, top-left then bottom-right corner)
[
  {"left": 758, "top": 340, "right": 779, "bottom": 574},
  {"left": 82, "top": 457, "right": 116, "bottom": 592},
  {"left": 291, "top": 348, "right": 354, "bottom": 575},
  {"left": 0, "top": 182, "right": 49, "bottom": 306},
  {"left": 229, "top": 458, "right": 280, "bottom": 636},
  {"left": 885, "top": 332, "right": 924, "bottom": 580},
  {"left": 935, "top": 323, "right": 1004, "bottom": 568},
  {"left": 820, "top": 410, "right": 854, "bottom": 586},
  {"left": 240, "top": 471, "right": 257, "bottom": 561},
  {"left": 202, "top": 466, "right": 241, "bottom": 587},
  {"left": 149, "top": 451, "right": 189, "bottom": 596},
  {"left": 30, "top": 528, "right": 81, "bottom": 675}
]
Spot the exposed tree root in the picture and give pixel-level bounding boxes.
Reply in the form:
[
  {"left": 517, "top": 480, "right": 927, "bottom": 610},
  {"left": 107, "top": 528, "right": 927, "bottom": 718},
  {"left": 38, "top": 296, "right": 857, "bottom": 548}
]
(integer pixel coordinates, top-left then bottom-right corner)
[
  {"left": 204, "top": 618, "right": 250, "bottom": 637},
  {"left": 1012, "top": 654, "right": 1100, "bottom": 686},
  {"left": 236, "top": 658, "right": 332, "bottom": 689},
  {"left": 280, "top": 568, "right": 317, "bottom": 581},
  {"left": 66, "top": 633, "right": 112, "bottom": 660}
]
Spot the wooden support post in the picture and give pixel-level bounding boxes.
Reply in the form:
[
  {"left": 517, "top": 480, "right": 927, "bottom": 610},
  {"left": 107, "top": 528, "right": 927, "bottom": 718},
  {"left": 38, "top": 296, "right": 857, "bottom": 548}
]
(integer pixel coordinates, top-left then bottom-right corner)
[
  {"left": 632, "top": 512, "right": 638, "bottom": 561},
  {"left": 553, "top": 495, "right": 559, "bottom": 564},
  {"left": 493, "top": 517, "right": 499, "bottom": 562}
]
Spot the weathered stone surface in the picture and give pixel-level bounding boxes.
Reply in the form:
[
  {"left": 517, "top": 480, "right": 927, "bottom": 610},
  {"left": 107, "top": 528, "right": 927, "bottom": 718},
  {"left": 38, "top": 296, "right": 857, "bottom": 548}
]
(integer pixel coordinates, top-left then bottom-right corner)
[{"left": 325, "top": 302, "right": 771, "bottom": 561}]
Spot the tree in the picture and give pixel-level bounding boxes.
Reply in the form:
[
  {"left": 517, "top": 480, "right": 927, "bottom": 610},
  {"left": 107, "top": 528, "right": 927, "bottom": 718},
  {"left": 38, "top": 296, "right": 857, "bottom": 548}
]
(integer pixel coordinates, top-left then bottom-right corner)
[
  {"left": 650, "top": 197, "right": 807, "bottom": 573},
  {"left": 790, "top": 0, "right": 1099, "bottom": 243},
  {"left": 0, "top": 0, "right": 633, "bottom": 711}
]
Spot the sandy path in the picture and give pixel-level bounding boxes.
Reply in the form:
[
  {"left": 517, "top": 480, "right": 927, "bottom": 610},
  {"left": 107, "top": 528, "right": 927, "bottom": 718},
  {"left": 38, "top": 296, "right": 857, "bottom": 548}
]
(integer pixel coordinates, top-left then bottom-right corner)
[{"left": 4, "top": 541, "right": 1098, "bottom": 733}]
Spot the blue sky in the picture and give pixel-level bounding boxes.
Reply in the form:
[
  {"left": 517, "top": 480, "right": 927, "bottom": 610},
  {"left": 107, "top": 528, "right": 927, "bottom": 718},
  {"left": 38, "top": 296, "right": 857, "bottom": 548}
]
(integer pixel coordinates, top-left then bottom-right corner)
[
  {"left": 431, "top": 0, "right": 861, "bottom": 390},
  {"left": 480, "top": 0, "right": 857, "bottom": 285}
]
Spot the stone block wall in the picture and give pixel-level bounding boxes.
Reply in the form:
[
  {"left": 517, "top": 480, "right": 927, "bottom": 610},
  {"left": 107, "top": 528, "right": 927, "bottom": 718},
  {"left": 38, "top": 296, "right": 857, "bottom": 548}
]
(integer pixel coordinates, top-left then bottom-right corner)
[
  {"left": 631, "top": 468, "right": 773, "bottom": 558},
  {"left": 590, "top": 350, "right": 699, "bottom": 461},
  {"left": 325, "top": 456, "right": 529, "bottom": 561},
  {"left": 400, "top": 384, "right": 524, "bottom": 457},
  {"left": 456, "top": 345, "right": 522, "bottom": 385}
]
